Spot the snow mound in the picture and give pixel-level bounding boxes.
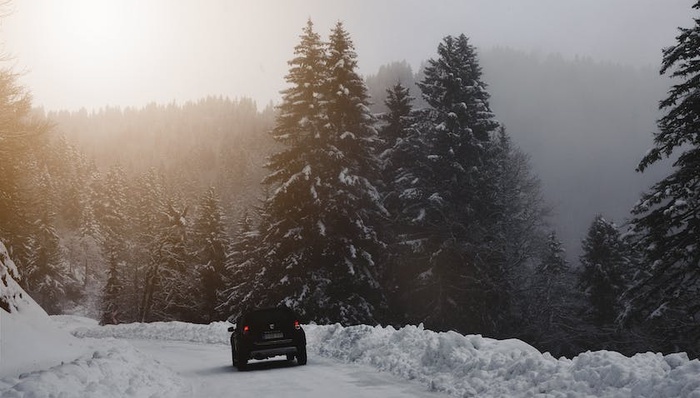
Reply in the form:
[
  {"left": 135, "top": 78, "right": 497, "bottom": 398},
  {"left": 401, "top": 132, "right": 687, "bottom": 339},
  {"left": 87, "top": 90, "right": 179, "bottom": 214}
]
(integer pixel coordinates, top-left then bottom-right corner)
[
  {"left": 1, "top": 242, "right": 94, "bottom": 378},
  {"left": 69, "top": 320, "right": 700, "bottom": 397},
  {"left": 305, "top": 324, "right": 700, "bottom": 397},
  {"left": 1, "top": 242, "right": 185, "bottom": 397},
  {"left": 73, "top": 320, "right": 231, "bottom": 344},
  {"left": 0, "top": 341, "right": 182, "bottom": 398}
]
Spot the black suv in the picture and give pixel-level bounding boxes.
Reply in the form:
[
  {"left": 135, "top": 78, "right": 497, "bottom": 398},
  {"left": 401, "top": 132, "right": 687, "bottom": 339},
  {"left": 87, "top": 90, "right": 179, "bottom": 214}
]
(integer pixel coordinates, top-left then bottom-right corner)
[{"left": 228, "top": 307, "right": 307, "bottom": 370}]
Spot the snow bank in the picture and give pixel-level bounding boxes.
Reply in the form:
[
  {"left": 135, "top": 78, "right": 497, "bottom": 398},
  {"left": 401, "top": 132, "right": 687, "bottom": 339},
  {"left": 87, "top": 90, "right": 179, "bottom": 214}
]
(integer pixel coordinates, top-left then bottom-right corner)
[
  {"left": 0, "top": 243, "right": 185, "bottom": 397},
  {"left": 306, "top": 324, "right": 700, "bottom": 397},
  {"left": 0, "top": 341, "right": 182, "bottom": 398},
  {"left": 0, "top": 241, "right": 92, "bottom": 378},
  {"left": 73, "top": 320, "right": 231, "bottom": 344},
  {"left": 69, "top": 320, "right": 700, "bottom": 397}
]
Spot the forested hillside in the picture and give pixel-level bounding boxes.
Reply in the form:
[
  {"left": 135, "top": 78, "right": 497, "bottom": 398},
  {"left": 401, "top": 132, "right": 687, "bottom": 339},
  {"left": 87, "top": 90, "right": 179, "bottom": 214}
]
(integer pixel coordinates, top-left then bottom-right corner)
[
  {"left": 366, "top": 49, "right": 672, "bottom": 259},
  {"left": 3, "top": 12, "right": 698, "bottom": 360}
]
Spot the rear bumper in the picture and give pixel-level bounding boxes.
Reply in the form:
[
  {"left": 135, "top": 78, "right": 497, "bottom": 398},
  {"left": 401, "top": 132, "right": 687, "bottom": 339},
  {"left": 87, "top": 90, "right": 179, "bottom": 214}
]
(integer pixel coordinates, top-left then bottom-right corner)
[{"left": 249, "top": 345, "right": 298, "bottom": 360}]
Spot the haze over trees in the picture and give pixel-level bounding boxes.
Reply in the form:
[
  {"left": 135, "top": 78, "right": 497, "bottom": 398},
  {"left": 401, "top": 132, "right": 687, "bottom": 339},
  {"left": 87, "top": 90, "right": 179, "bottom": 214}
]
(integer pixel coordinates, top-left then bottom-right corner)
[{"left": 2, "top": 2, "right": 699, "bottom": 360}]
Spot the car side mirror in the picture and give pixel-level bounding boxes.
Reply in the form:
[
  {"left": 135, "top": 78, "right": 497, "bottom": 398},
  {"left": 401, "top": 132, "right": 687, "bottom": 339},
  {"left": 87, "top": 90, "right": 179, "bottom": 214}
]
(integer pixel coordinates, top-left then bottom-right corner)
[{"left": 228, "top": 324, "right": 236, "bottom": 333}]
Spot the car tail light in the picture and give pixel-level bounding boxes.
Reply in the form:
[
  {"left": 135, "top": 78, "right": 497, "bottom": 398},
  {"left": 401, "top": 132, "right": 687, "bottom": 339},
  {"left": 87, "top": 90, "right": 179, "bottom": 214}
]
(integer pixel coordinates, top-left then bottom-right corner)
[
  {"left": 294, "top": 320, "right": 301, "bottom": 330},
  {"left": 243, "top": 325, "right": 250, "bottom": 334}
]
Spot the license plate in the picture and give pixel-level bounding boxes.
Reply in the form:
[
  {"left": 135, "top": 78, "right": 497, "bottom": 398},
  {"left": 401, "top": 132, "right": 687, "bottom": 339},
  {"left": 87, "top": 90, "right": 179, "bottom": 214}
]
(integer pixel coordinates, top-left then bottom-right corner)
[{"left": 263, "top": 331, "right": 284, "bottom": 340}]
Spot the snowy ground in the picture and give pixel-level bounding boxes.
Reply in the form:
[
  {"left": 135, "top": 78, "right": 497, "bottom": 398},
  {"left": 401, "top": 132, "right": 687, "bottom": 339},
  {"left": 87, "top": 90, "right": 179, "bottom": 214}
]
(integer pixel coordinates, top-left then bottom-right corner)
[{"left": 2, "top": 301, "right": 700, "bottom": 398}]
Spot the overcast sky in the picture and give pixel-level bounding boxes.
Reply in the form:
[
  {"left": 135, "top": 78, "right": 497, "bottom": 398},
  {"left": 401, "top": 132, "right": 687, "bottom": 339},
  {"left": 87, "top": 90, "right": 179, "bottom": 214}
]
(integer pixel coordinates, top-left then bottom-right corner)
[{"left": 0, "top": 0, "right": 694, "bottom": 111}]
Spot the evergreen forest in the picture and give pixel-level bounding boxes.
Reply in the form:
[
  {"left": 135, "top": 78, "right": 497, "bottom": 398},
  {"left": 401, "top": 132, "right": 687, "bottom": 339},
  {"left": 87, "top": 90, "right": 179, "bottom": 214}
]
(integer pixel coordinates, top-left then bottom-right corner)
[{"left": 2, "top": 12, "right": 699, "bottom": 359}]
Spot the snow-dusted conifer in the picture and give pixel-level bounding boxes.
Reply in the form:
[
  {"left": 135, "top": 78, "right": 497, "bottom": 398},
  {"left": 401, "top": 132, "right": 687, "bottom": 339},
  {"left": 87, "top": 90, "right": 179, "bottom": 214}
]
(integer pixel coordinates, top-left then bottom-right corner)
[
  {"left": 191, "top": 187, "right": 230, "bottom": 322},
  {"left": 100, "top": 259, "right": 122, "bottom": 325},
  {"left": 218, "top": 211, "right": 261, "bottom": 320},
  {"left": 0, "top": 240, "right": 22, "bottom": 313},
  {"left": 253, "top": 21, "right": 387, "bottom": 324},
  {"left": 140, "top": 199, "right": 192, "bottom": 322},
  {"left": 378, "top": 83, "right": 431, "bottom": 321},
  {"left": 406, "top": 34, "right": 500, "bottom": 333},
  {"left": 0, "top": 66, "right": 49, "bottom": 258},
  {"left": 578, "top": 215, "right": 629, "bottom": 327},
  {"left": 622, "top": 2, "right": 700, "bottom": 356},
  {"left": 125, "top": 168, "right": 167, "bottom": 322},
  {"left": 95, "top": 165, "right": 131, "bottom": 321},
  {"left": 22, "top": 168, "right": 71, "bottom": 314}
]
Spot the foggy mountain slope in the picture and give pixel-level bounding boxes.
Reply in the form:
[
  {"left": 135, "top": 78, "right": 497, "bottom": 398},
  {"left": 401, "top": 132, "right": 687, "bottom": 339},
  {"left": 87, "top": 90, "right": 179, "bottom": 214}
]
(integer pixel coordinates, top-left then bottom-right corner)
[{"left": 481, "top": 48, "right": 672, "bottom": 259}]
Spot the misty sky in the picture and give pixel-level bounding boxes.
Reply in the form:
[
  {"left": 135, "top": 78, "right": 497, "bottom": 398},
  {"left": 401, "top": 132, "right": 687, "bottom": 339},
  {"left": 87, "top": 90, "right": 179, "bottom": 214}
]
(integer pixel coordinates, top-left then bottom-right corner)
[{"left": 0, "top": 0, "right": 694, "bottom": 111}]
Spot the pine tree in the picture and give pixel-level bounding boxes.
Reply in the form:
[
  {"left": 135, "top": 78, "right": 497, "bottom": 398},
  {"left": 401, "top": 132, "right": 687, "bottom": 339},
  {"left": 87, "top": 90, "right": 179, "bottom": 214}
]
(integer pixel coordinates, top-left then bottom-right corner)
[
  {"left": 480, "top": 128, "right": 549, "bottom": 335},
  {"left": 378, "top": 83, "right": 431, "bottom": 322},
  {"left": 579, "top": 215, "right": 629, "bottom": 327},
  {"left": 218, "top": 211, "right": 262, "bottom": 320},
  {"left": 140, "top": 199, "right": 192, "bottom": 322},
  {"left": 0, "top": 66, "right": 50, "bottom": 278},
  {"left": 191, "top": 187, "right": 230, "bottom": 323},
  {"left": 623, "top": 1, "right": 700, "bottom": 357},
  {"left": 100, "top": 259, "right": 122, "bottom": 325},
  {"left": 95, "top": 165, "right": 131, "bottom": 322},
  {"left": 23, "top": 168, "right": 70, "bottom": 314},
  {"left": 406, "top": 34, "right": 500, "bottom": 333},
  {"left": 129, "top": 168, "right": 167, "bottom": 321},
  {"left": 0, "top": 240, "right": 22, "bottom": 314},
  {"left": 524, "top": 231, "right": 576, "bottom": 354},
  {"left": 253, "top": 21, "right": 386, "bottom": 324}
]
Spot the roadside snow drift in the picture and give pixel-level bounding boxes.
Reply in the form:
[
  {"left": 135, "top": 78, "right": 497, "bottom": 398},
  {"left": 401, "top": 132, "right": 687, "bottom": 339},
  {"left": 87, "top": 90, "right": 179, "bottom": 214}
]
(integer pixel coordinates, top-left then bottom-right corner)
[
  {"left": 0, "top": 241, "right": 183, "bottom": 398},
  {"left": 74, "top": 321, "right": 700, "bottom": 397}
]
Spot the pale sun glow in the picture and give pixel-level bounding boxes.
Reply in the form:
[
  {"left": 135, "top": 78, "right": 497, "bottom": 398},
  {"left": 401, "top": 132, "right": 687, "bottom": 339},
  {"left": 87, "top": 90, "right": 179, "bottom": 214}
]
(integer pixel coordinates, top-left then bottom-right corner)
[{"left": 46, "top": 1, "right": 143, "bottom": 72}]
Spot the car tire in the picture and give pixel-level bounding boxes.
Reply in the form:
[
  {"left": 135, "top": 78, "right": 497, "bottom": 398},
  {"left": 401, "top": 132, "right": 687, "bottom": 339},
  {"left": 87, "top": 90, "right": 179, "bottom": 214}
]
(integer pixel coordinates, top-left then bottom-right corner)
[
  {"left": 236, "top": 350, "right": 248, "bottom": 371},
  {"left": 286, "top": 354, "right": 295, "bottom": 362},
  {"left": 297, "top": 346, "right": 307, "bottom": 365},
  {"left": 231, "top": 346, "right": 237, "bottom": 367}
]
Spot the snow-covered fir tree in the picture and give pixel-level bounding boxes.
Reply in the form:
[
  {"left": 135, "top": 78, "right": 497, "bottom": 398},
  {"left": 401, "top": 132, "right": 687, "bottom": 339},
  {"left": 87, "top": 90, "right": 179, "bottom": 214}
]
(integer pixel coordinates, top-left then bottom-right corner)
[
  {"left": 139, "top": 199, "right": 192, "bottom": 322},
  {"left": 524, "top": 231, "right": 577, "bottom": 354},
  {"left": 218, "top": 211, "right": 261, "bottom": 320},
  {"left": 405, "top": 34, "right": 501, "bottom": 334},
  {"left": 0, "top": 67, "right": 50, "bottom": 283},
  {"left": 191, "top": 187, "right": 230, "bottom": 322},
  {"left": 23, "top": 168, "right": 71, "bottom": 314},
  {"left": 578, "top": 215, "right": 630, "bottom": 327},
  {"left": 127, "top": 168, "right": 167, "bottom": 321},
  {"left": 480, "top": 127, "right": 549, "bottom": 335},
  {"left": 100, "top": 258, "right": 122, "bottom": 325},
  {"left": 622, "top": 1, "right": 700, "bottom": 356},
  {"left": 251, "top": 20, "right": 387, "bottom": 324},
  {"left": 95, "top": 165, "right": 131, "bottom": 322},
  {"left": 377, "top": 83, "right": 432, "bottom": 322},
  {"left": 0, "top": 240, "right": 22, "bottom": 314}
]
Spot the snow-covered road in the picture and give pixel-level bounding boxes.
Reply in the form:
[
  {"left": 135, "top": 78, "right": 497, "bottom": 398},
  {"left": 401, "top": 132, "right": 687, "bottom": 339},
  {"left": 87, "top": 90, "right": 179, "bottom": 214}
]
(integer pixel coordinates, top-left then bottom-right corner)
[
  {"left": 128, "top": 338, "right": 444, "bottom": 398},
  {"left": 3, "top": 311, "right": 700, "bottom": 397}
]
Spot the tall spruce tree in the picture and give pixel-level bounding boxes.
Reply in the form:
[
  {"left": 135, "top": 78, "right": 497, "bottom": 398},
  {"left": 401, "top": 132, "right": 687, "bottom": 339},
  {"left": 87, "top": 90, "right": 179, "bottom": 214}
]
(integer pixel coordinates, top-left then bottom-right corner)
[
  {"left": 128, "top": 168, "right": 167, "bottom": 321},
  {"left": 23, "top": 169, "right": 68, "bottom": 314},
  {"left": 623, "top": 1, "right": 700, "bottom": 356},
  {"left": 579, "top": 215, "right": 629, "bottom": 327},
  {"left": 378, "top": 83, "right": 431, "bottom": 322},
  {"left": 0, "top": 66, "right": 50, "bottom": 279},
  {"left": 140, "top": 199, "right": 192, "bottom": 322},
  {"left": 100, "top": 259, "right": 122, "bottom": 324},
  {"left": 191, "top": 187, "right": 230, "bottom": 323},
  {"left": 481, "top": 127, "right": 549, "bottom": 335},
  {"left": 526, "top": 231, "right": 575, "bottom": 355},
  {"left": 252, "top": 20, "right": 386, "bottom": 324},
  {"left": 95, "top": 165, "right": 131, "bottom": 322},
  {"left": 407, "top": 34, "right": 501, "bottom": 333},
  {"left": 218, "top": 210, "right": 262, "bottom": 320}
]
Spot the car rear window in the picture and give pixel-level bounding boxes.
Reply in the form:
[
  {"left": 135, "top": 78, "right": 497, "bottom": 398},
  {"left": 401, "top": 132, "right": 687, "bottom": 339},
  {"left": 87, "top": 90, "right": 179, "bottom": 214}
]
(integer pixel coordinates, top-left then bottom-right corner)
[{"left": 244, "top": 308, "right": 294, "bottom": 325}]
